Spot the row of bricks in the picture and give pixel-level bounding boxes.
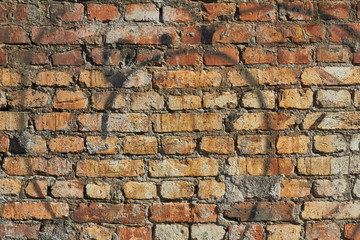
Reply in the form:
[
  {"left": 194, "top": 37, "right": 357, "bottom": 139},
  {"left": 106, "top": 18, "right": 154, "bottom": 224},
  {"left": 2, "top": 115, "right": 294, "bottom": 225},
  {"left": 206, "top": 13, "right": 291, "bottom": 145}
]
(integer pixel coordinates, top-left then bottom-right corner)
[
  {"left": 2, "top": 155, "right": 360, "bottom": 177},
  {"left": 0, "top": 45, "right": 358, "bottom": 66},
  {"left": 2, "top": 176, "right": 360, "bottom": 200},
  {"left": 0, "top": 2, "right": 358, "bottom": 23},
  {"left": 5, "top": 67, "right": 360, "bottom": 89},
  {"left": 1, "top": 222, "right": 359, "bottom": 240},
  {"left": 0, "top": 134, "right": 358, "bottom": 155},
  {"left": 2, "top": 23, "right": 360, "bottom": 45},
  {"left": 1, "top": 88, "right": 360, "bottom": 111}
]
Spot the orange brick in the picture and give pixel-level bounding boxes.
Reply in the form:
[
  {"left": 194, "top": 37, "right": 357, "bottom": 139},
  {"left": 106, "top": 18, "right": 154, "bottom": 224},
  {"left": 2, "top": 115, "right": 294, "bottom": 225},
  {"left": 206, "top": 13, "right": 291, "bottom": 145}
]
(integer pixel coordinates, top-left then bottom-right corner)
[
  {"left": 161, "top": 136, "right": 197, "bottom": 155},
  {"left": 246, "top": 158, "right": 294, "bottom": 176},
  {"left": 160, "top": 181, "right": 194, "bottom": 199},
  {"left": 25, "top": 180, "right": 47, "bottom": 198},
  {"left": 302, "top": 202, "right": 360, "bottom": 220},
  {"left": 34, "top": 113, "right": 76, "bottom": 131},
  {"left": 130, "top": 91, "right": 164, "bottom": 111},
  {"left": 314, "top": 135, "right": 346, "bottom": 153},
  {"left": 0, "top": 223, "right": 40, "bottom": 239},
  {"left": 80, "top": 225, "right": 112, "bottom": 240},
  {"left": 8, "top": 90, "right": 49, "bottom": 108},
  {"left": 123, "top": 136, "right": 158, "bottom": 155},
  {"left": 280, "top": 179, "right": 311, "bottom": 198},
  {"left": 204, "top": 46, "right": 239, "bottom": 66},
  {"left": 238, "top": 3, "right": 275, "bottom": 21},
  {"left": 35, "top": 71, "right": 72, "bottom": 86},
  {"left": 319, "top": 2, "right": 350, "bottom": 19},
  {"left": 203, "top": 92, "right": 238, "bottom": 109},
  {"left": 87, "top": 4, "right": 119, "bottom": 21},
  {"left": 344, "top": 223, "right": 360, "bottom": 240},
  {"left": 237, "top": 135, "right": 271, "bottom": 155},
  {"left": 278, "top": 48, "right": 313, "bottom": 64},
  {"left": 167, "top": 95, "right": 201, "bottom": 110},
  {"left": 49, "top": 136, "right": 84, "bottom": 153},
  {"left": 203, "top": 3, "right": 236, "bottom": 21},
  {"left": 241, "top": 90, "right": 275, "bottom": 109},
  {"left": 51, "top": 180, "right": 83, "bottom": 198},
  {"left": 86, "top": 136, "right": 120, "bottom": 155},
  {"left": 0, "top": 112, "right": 28, "bottom": 131},
  {"left": 276, "top": 135, "right": 309, "bottom": 154},
  {"left": 267, "top": 224, "right": 301, "bottom": 240},
  {"left": 85, "top": 181, "right": 110, "bottom": 199},
  {"left": 0, "top": 135, "right": 9, "bottom": 152},
  {"left": 53, "top": 90, "right": 88, "bottom": 110},
  {"left": 198, "top": 180, "right": 225, "bottom": 199},
  {"left": 0, "top": 178, "right": 21, "bottom": 196},
  {"left": 317, "top": 45, "right": 350, "bottom": 63},
  {"left": 166, "top": 51, "right": 200, "bottom": 65},
  {"left": 200, "top": 136, "right": 234, "bottom": 154},
  {"left": 92, "top": 91, "right": 126, "bottom": 110},
  {"left": 278, "top": 89, "right": 313, "bottom": 109},
  {"left": 123, "top": 182, "right": 157, "bottom": 199},
  {"left": 117, "top": 226, "right": 151, "bottom": 240},
  {"left": 0, "top": 69, "right": 22, "bottom": 86},
  {"left": 242, "top": 47, "right": 276, "bottom": 64}
]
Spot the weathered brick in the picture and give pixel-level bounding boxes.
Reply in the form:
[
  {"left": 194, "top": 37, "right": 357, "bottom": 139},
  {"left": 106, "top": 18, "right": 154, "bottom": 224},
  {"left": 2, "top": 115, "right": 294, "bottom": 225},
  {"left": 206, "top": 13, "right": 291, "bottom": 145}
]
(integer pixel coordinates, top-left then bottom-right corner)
[
  {"left": 160, "top": 181, "right": 194, "bottom": 199},
  {"left": 25, "top": 179, "right": 47, "bottom": 198},
  {"left": 298, "top": 157, "right": 331, "bottom": 176},
  {"left": 117, "top": 226, "right": 151, "bottom": 240},
  {"left": 228, "top": 225, "right": 263, "bottom": 240},
  {"left": 230, "top": 112, "right": 296, "bottom": 131},
  {"left": 78, "top": 113, "right": 149, "bottom": 132},
  {"left": 8, "top": 89, "right": 49, "bottom": 108},
  {"left": 150, "top": 203, "right": 217, "bottom": 223},
  {"left": 278, "top": 48, "right": 313, "bottom": 64},
  {"left": 166, "top": 51, "right": 200, "bottom": 66},
  {"left": 123, "top": 136, "right": 157, "bottom": 155},
  {"left": 106, "top": 26, "right": 176, "bottom": 45},
  {"left": 329, "top": 23, "right": 360, "bottom": 43},
  {"left": 316, "top": 89, "right": 351, "bottom": 108},
  {"left": 351, "top": 134, "right": 360, "bottom": 151},
  {"left": 237, "top": 135, "right": 271, "bottom": 155},
  {"left": 319, "top": 2, "right": 350, "bottom": 20},
  {"left": 92, "top": 91, "right": 126, "bottom": 110},
  {"left": 191, "top": 225, "right": 225, "bottom": 240},
  {"left": 0, "top": 178, "right": 21, "bottom": 196},
  {"left": 0, "top": 112, "right": 28, "bottom": 130},
  {"left": 12, "top": 50, "right": 48, "bottom": 65},
  {"left": 51, "top": 180, "right": 83, "bottom": 198},
  {"left": 276, "top": 135, "right": 309, "bottom": 154},
  {"left": 52, "top": 50, "right": 84, "bottom": 66},
  {"left": 35, "top": 71, "right": 72, "bottom": 86},
  {"left": 149, "top": 158, "right": 218, "bottom": 177},
  {"left": 3, "top": 157, "right": 71, "bottom": 176},
  {"left": 123, "top": 182, "right": 157, "bottom": 199},
  {"left": 0, "top": 3, "right": 8, "bottom": 21},
  {"left": 80, "top": 225, "right": 112, "bottom": 240},
  {"left": 203, "top": 92, "right": 237, "bottom": 109},
  {"left": 130, "top": 91, "right": 164, "bottom": 110},
  {"left": 355, "top": 90, "right": 360, "bottom": 107},
  {"left": 35, "top": 113, "right": 76, "bottom": 131},
  {"left": 238, "top": 3, "right": 275, "bottom": 21},
  {"left": 0, "top": 202, "right": 69, "bottom": 220},
  {"left": 0, "top": 223, "right": 40, "bottom": 239},
  {"left": 344, "top": 223, "right": 360, "bottom": 240},
  {"left": 32, "top": 27, "right": 76, "bottom": 44},
  {"left": 53, "top": 90, "right": 88, "bottom": 110},
  {"left": 153, "top": 70, "right": 221, "bottom": 89},
  {"left": 200, "top": 136, "right": 234, "bottom": 154},
  {"left": 163, "top": 6, "right": 193, "bottom": 22},
  {"left": 241, "top": 90, "right": 275, "bottom": 109},
  {"left": 90, "top": 48, "right": 121, "bottom": 65},
  {"left": 303, "top": 201, "right": 360, "bottom": 220},
  {"left": 74, "top": 203, "right": 145, "bottom": 223},
  {"left": 317, "top": 45, "right": 350, "bottom": 63},
  {"left": 29, "top": 136, "right": 47, "bottom": 154},
  {"left": 155, "top": 224, "right": 188, "bottom": 240},
  {"left": 203, "top": 3, "right": 236, "bottom": 21},
  {"left": 0, "top": 27, "right": 29, "bottom": 44},
  {"left": 0, "top": 91, "right": 6, "bottom": 109},
  {"left": 302, "top": 112, "right": 360, "bottom": 130},
  {"left": 86, "top": 181, "right": 110, "bottom": 199},
  {"left": 198, "top": 180, "right": 225, "bottom": 199},
  {"left": 76, "top": 159, "right": 144, "bottom": 177},
  {"left": 14, "top": 4, "right": 41, "bottom": 22},
  {"left": 125, "top": 4, "right": 158, "bottom": 22},
  {"left": 0, "top": 69, "right": 22, "bottom": 86},
  {"left": 204, "top": 46, "right": 239, "bottom": 66},
  {"left": 76, "top": 25, "right": 103, "bottom": 45},
  {"left": 0, "top": 135, "right": 9, "bottom": 152},
  {"left": 49, "top": 136, "right": 84, "bottom": 153},
  {"left": 242, "top": 47, "right": 276, "bottom": 64},
  {"left": 152, "top": 113, "right": 222, "bottom": 132},
  {"left": 279, "top": 2, "right": 313, "bottom": 20},
  {"left": 246, "top": 157, "right": 294, "bottom": 176},
  {"left": 50, "top": 3, "right": 84, "bottom": 22},
  {"left": 167, "top": 95, "right": 201, "bottom": 110},
  {"left": 87, "top": 4, "right": 119, "bottom": 21},
  {"left": 0, "top": 49, "right": 6, "bottom": 65},
  {"left": 352, "top": 179, "right": 360, "bottom": 198},
  {"left": 314, "top": 135, "right": 347, "bottom": 153},
  {"left": 280, "top": 179, "right": 311, "bottom": 198},
  {"left": 161, "top": 136, "right": 196, "bottom": 155},
  {"left": 313, "top": 179, "right": 347, "bottom": 198},
  {"left": 86, "top": 136, "right": 120, "bottom": 155},
  {"left": 224, "top": 202, "right": 296, "bottom": 221},
  {"left": 267, "top": 224, "right": 301, "bottom": 240}
]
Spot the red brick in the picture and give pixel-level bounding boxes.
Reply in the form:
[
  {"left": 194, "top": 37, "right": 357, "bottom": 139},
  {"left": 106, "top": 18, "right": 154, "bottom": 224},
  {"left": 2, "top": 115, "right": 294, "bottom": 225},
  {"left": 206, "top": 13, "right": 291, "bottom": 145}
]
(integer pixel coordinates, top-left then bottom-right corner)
[
  {"left": 25, "top": 179, "right": 47, "bottom": 198},
  {"left": 305, "top": 222, "right": 340, "bottom": 240},
  {"left": 317, "top": 45, "right": 350, "bottom": 63},
  {"left": 319, "top": 2, "right": 350, "bottom": 20},
  {"left": 203, "top": 3, "right": 236, "bottom": 21},
  {"left": 278, "top": 48, "right": 313, "bottom": 64},
  {"left": 14, "top": 4, "right": 41, "bottom": 22},
  {"left": 32, "top": 27, "right": 76, "bottom": 44},
  {"left": 106, "top": 26, "right": 177, "bottom": 45},
  {"left": 204, "top": 46, "right": 239, "bottom": 66},
  {"left": 52, "top": 50, "right": 83, "bottom": 66},
  {"left": 87, "top": 4, "right": 119, "bottom": 21},
  {"left": 0, "top": 49, "right": 6, "bottom": 65},
  {"left": 0, "top": 27, "right": 29, "bottom": 44},
  {"left": 228, "top": 225, "right": 264, "bottom": 240},
  {"left": 53, "top": 90, "right": 88, "bottom": 110},
  {"left": 90, "top": 48, "right": 121, "bottom": 66},
  {"left": 49, "top": 136, "right": 84, "bottom": 153},
  {"left": 34, "top": 112, "right": 76, "bottom": 131},
  {"left": 76, "top": 25, "right": 103, "bottom": 45},
  {"left": 51, "top": 180, "right": 83, "bottom": 198},
  {"left": 3, "top": 157, "right": 71, "bottom": 176},
  {"left": 242, "top": 47, "right": 276, "bottom": 64},
  {"left": 150, "top": 203, "right": 217, "bottom": 223},
  {"left": 14, "top": 50, "right": 48, "bottom": 65},
  {"left": 50, "top": 3, "right": 84, "bottom": 22},
  {"left": 344, "top": 223, "right": 360, "bottom": 240},
  {"left": 74, "top": 203, "right": 145, "bottom": 223},
  {"left": 0, "top": 135, "right": 9, "bottom": 152},
  {"left": 353, "top": 52, "right": 360, "bottom": 64},
  {"left": 163, "top": 6, "right": 193, "bottom": 22},
  {"left": 136, "top": 50, "right": 162, "bottom": 66},
  {"left": 279, "top": 2, "right": 313, "bottom": 20},
  {"left": 0, "top": 3, "right": 9, "bottom": 21},
  {"left": 125, "top": 4, "right": 159, "bottom": 22},
  {"left": 117, "top": 226, "right": 151, "bottom": 240},
  {"left": 224, "top": 202, "right": 296, "bottom": 221},
  {"left": 0, "top": 223, "right": 40, "bottom": 239},
  {"left": 166, "top": 50, "right": 200, "bottom": 65},
  {"left": 0, "top": 202, "right": 69, "bottom": 220},
  {"left": 329, "top": 23, "right": 360, "bottom": 43},
  {"left": 238, "top": 3, "right": 275, "bottom": 21}
]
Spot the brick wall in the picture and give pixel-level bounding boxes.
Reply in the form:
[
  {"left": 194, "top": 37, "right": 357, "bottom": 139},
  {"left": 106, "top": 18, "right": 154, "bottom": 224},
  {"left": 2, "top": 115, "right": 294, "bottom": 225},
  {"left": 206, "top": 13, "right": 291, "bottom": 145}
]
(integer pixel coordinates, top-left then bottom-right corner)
[{"left": 1, "top": 0, "right": 360, "bottom": 239}]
